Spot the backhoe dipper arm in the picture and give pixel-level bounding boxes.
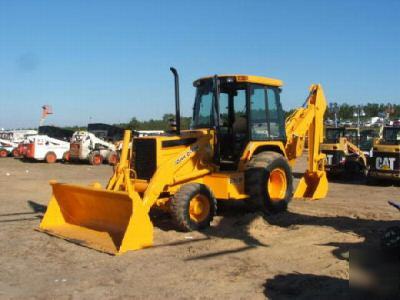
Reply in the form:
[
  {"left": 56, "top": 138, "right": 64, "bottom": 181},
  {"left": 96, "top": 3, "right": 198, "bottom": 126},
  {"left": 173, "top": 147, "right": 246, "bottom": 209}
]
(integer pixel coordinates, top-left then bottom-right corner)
[
  {"left": 285, "top": 84, "right": 328, "bottom": 199},
  {"left": 344, "top": 138, "right": 367, "bottom": 165}
]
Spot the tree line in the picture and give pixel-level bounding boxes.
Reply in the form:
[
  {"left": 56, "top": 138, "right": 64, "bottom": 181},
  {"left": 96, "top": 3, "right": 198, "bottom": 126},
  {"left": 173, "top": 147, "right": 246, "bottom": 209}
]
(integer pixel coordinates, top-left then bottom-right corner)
[
  {"left": 325, "top": 103, "right": 400, "bottom": 120},
  {"left": 61, "top": 102, "right": 399, "bottom": 132}
]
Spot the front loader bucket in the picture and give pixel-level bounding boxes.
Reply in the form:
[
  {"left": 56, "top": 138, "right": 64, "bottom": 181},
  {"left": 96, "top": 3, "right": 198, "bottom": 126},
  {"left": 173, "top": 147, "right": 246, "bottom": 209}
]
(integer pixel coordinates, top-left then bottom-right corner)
[
  {"left": 39, "top": 182, "right": 153, "bottom": 255},
  {"left": 293, "top": 171, "right": 328, "bottom": 200}
]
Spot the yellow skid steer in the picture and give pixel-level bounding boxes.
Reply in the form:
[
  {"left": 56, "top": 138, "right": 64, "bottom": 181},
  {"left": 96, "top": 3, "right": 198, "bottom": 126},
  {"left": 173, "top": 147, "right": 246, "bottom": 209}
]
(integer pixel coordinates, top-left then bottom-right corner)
[{"left": 39, "top": 68, "right": 328, "bottom": 255}]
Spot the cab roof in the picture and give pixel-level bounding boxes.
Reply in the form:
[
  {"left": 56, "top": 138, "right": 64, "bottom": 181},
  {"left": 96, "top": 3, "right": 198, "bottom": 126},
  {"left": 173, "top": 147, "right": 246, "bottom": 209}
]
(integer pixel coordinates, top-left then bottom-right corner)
[{"left": 195, "top": 75, "right": 283, "bottom": 87}]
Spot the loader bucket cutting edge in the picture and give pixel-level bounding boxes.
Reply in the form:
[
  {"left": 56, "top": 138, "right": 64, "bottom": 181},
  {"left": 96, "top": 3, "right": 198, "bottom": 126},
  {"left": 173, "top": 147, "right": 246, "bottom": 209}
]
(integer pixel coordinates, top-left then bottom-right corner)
[
  {"left": 38, "top": 183, "right": 153, "bottom": 255},
  {"left": 293, "top": 171, "right": 328, "bottom": 200}
]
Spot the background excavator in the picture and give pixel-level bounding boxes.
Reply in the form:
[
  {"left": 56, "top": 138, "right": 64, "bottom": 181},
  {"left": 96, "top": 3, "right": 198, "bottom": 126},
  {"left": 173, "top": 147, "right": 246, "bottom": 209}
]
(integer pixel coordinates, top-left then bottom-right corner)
[
  {"left": 368, "top": 126, "right": 400, "bottom": 182},
  {"left": 39, "top": 68, "right": 329, "bottom": 255},
  {"left": 321, "top": 127, "right": 368, "bottom": 176}
]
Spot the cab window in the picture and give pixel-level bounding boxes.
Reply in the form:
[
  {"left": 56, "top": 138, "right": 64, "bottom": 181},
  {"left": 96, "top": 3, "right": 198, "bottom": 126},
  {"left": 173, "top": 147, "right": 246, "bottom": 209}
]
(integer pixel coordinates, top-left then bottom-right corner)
[
  {"left": 249, "top": 84, "right": 285, "bottom": 140},
  {"left": 249, "top": 85, "right": 268, "bottom": 139}
]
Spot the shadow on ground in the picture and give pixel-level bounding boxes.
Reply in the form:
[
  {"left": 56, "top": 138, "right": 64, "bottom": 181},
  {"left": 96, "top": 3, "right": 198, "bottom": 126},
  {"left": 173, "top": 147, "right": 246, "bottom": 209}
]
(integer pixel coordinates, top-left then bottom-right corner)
[
  {"left": 23, "top": 199, "right": 400, "bottom": 265},
  {"left": 264, "top": 273, "right": 348, "bottom": 299},
  {"left": 0, "top": 200, "right": 46, "bottom": 223}
]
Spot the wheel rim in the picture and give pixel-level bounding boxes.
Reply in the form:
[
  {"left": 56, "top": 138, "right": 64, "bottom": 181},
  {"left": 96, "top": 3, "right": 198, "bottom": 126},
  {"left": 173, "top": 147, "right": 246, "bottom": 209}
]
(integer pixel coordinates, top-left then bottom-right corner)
[
  {"left": 12, "top": 149, "right": 19, "bottom": 157},
  {"left": 267, "top": 168, "right": 287, "bottom": 201},
  {"left": 0, "top": 150, "right": 7, "bottom": 157},
  {"left": 189, "top": 194, "right": 210, "bottom": 223}
]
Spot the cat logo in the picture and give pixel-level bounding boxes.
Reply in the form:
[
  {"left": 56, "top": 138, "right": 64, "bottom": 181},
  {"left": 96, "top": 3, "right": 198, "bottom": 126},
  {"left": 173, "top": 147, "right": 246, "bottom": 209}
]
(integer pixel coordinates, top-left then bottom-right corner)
[{"left": 376, "top": 157, "right": 396, "bottom": 170}]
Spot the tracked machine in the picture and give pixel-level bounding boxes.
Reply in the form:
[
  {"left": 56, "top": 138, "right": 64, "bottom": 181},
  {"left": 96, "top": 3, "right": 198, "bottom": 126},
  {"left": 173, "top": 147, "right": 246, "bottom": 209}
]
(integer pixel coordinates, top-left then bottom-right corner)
[{"left": 39, "top": 68, "right": 329, "bottom": 255}]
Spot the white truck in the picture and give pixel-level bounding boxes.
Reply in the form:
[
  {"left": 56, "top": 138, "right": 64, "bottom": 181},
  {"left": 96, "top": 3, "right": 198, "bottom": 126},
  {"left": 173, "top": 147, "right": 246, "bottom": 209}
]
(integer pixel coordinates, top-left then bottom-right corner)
[
  {"left": 24, "top": 135, "right": 70, "bottom": 163},
  {"left": 0, "top": 130, "right": 38, "bottom": 143},
  {"left": 69, "top": 131, "right": 118, "bottom": 165}
]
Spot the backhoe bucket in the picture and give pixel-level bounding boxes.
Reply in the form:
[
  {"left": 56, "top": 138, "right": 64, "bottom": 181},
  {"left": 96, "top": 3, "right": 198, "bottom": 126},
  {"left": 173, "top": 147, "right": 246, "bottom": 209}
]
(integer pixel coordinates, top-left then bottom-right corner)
[
  {"left": 39, "top": 182, "right": 153, "bottom": 255},
  {"left": 293, "top": 171, "right": 328, "bottom": 200}
]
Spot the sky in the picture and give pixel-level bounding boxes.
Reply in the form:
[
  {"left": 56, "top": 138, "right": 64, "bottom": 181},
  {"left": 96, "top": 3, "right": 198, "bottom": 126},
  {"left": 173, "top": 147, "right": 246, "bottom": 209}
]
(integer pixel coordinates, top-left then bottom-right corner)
[{"left": 0, "top": 0, "right": 399, "bottom": 129}]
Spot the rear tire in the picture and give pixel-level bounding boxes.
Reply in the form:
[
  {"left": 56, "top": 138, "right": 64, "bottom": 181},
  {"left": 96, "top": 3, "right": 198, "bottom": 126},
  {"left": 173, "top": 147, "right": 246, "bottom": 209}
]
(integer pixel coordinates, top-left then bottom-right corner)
[
  {"left": 12, "top": 148, "right": 20, "bottom": 157},
  {"left": 88, "top": 151, "right": 103, "bottom": 165},
  {"left": 245, "top": 151, "right": 293, "bottom": 213},
  {"left": 45, "top": 152, "right": 57, "bottom": 164},
  {"left": 107, "top": 151, "right": 119, "bottom": 165},
  {"left": 170, "top": 183, "right": 217, "bottom": 231},
  {"left": 0, "top": 149, "right": 8, "bottom": 157}
]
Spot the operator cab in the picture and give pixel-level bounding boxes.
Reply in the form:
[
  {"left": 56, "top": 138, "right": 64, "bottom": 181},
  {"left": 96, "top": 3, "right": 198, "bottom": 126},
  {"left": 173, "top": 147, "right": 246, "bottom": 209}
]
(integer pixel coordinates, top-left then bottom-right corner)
[
  {"left": 324, "top": 127, "right": 359, "bottom": 146},
  {"left": 381, "top": 126, "right": 400, "bottom": 145},
  {"left": 192, "top": 75, "right": 286, "bottom": 170},
  {"left": 360, "top": 129, "right": 379, "bottom": 152}
]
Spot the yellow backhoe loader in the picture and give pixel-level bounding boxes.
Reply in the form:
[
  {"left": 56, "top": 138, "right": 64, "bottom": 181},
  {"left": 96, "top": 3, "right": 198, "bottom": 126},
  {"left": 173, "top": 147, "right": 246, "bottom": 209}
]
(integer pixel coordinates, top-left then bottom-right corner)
[
  {"left": 39, "top": 68, "right": 329, "bottom": 255},
  {"left": 321, "top": 127, "right": 368, "bottom": 176}
]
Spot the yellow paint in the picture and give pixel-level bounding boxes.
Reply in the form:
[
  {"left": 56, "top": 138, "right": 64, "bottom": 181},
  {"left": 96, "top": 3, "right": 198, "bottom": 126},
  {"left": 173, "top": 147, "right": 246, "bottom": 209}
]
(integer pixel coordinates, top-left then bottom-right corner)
[
  {"left": 268, "top": 168, "right": 287, "bottom": 201},
  {"left": 189, "top": 194, "right": 210, "bottom": 222},
  {"left": 195, "top": 74, "right": 283, "bottom": 87},
  {"left": 203, "top": 172, "right": 247, "bottom": 200},
  {"left": 285, "top": 84, "right": 328, "bottom": 199},
  {"left": 238, "top": 141, "right": 286, "bottom": 171}
]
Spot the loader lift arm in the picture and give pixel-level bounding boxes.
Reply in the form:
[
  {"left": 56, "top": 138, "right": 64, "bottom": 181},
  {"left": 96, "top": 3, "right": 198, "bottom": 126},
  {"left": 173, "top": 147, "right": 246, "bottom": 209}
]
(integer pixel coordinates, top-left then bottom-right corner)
[{"left": 284, "top": 84, "right": 328, "bottom": 199}]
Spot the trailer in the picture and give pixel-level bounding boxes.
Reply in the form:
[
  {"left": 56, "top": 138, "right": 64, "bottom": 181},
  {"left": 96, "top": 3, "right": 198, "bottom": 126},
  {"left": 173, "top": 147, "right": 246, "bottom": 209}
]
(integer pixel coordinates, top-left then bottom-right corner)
[
  {"left": 38, "top": 126, "right": 74, "bottom": 141},
  {"left": 0, "top": 130, "right": 38, "bottom": 144},
  {"left": 87, "top": 123, "right": 124, "bottom": 142}
]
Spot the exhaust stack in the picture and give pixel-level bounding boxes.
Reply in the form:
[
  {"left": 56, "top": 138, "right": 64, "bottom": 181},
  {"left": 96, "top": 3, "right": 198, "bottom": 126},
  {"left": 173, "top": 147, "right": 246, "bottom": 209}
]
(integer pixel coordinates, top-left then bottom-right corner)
[{"left": 170, "top": 67, "right": 181, "bottom": 135}]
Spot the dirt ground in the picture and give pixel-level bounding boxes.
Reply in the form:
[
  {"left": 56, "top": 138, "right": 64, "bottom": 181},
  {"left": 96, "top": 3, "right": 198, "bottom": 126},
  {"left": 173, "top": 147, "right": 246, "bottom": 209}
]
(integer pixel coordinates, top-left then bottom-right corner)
[{"left": 0, "top": 156, "right": 399, "bottom": 299}]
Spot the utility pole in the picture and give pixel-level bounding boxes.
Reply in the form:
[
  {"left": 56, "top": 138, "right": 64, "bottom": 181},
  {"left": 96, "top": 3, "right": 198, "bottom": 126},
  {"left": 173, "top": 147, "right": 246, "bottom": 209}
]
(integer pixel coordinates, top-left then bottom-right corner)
[
  {"left": 332, "top": 103, "right": 339, "bottom": 128},
  {"left": 353, "top": 105, "right": 365, "bottom": 136}
]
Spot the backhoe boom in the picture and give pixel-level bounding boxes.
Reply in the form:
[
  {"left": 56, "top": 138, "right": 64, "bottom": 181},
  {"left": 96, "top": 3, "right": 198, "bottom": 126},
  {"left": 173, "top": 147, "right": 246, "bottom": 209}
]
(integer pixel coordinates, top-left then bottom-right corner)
[{"left": 285, "top": 84, "right": 328, "bottom": 199}]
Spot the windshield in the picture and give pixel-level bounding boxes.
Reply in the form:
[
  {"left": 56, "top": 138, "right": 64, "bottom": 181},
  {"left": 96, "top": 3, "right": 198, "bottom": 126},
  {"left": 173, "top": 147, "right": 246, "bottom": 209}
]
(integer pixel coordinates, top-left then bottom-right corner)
[
  {"left": 192, "top": 80, "right": 215, "bottom": 129},
  {"left": 192, "top": 79, "right": 248, "bottom": 129},
  {"left": 383, "top": 127, "right": 400, "bottom": 145},
  {"left": 324, "top": 128, "right": 345, "bottom": 143},
  {"left": 360, "top": 130, "right": 378, "bottom": 150},
  {"left": 344, "top": 129, "right": 358, "bottom": 144}
]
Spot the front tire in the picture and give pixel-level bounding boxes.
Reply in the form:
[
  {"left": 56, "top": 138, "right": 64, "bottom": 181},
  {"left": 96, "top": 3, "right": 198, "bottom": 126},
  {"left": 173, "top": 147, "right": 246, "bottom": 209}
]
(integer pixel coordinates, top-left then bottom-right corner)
[
  {"left": 107, "top": 151, "right": 119, "bottom": 165},
  {"left": 0, "top": 149, "right": 8, "bottom": 157},
  {"left": 45, "top": 152, "right": 57, "bottom": 163},
  {"left": 88, "top": 151, "right": 103, "bottom": 165},
  {"left": 245, "top": 151, "right": 293, "bottom": 213},
  {"left": 170, "top": 183, "right": 217, "bottom": 231}
]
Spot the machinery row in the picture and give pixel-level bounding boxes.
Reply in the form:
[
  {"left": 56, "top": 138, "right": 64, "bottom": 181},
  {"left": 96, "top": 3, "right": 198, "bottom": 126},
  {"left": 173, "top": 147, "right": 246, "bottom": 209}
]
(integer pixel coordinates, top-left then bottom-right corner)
[
  {"left": 0, "top": 124, "right": 162, "bottom": 165},
  {"left": 321, "top": 125, "right": 400, "bottom": 182}
]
